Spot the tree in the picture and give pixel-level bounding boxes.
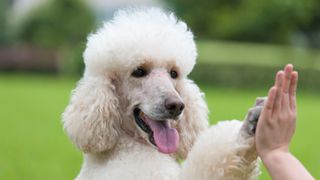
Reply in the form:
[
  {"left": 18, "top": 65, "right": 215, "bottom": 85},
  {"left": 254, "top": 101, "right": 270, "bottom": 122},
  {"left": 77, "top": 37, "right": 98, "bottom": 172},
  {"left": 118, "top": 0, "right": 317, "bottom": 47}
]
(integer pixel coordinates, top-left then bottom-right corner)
[
  {"left": 0, "top": 0, "right": 10, "bottom": 44},
  {"left": 17, "top": 0, "right": 95, "bottom": 47},
  {"left": 167, "top": 0, "right": 320, "bottom": 47},
  {"left": 15, "top": 0, "right": 96, "bottom": 74}
]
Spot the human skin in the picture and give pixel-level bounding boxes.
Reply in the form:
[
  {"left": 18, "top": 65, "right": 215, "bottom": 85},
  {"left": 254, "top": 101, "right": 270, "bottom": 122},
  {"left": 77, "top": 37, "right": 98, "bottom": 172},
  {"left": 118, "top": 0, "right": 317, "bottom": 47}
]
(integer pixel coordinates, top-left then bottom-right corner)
[{"left": 255, "top": 64, "right": 314, "bottom": 180}]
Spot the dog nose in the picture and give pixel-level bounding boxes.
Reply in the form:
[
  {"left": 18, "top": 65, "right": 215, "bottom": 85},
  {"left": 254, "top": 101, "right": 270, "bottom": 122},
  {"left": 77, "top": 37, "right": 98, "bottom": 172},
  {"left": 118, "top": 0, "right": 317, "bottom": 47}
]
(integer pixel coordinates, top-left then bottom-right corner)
[{"left": 164, "top": 98, "right": 185, "bottom": 117}]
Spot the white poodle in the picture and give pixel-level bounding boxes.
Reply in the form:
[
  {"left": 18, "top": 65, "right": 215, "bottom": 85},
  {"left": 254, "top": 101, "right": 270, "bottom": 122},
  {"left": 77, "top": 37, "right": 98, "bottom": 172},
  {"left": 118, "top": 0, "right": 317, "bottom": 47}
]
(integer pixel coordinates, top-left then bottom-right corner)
[{"left": 62, "top": 7, "right": 263, "bottom": 180}]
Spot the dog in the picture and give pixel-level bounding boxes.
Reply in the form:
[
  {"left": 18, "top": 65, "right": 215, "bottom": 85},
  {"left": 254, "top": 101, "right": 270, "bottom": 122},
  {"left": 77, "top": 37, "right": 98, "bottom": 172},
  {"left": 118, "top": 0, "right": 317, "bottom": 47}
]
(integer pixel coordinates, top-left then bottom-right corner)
[{"left": 62, "top": 7, "right": 262, "bottom": 180}]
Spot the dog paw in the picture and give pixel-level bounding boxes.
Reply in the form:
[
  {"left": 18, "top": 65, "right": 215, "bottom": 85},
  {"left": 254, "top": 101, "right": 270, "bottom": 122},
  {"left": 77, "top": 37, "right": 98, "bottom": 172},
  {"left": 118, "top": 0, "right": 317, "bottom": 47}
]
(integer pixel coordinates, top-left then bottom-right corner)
[{"left": 241, "top": 97, "right": 267, "bottom": 136}]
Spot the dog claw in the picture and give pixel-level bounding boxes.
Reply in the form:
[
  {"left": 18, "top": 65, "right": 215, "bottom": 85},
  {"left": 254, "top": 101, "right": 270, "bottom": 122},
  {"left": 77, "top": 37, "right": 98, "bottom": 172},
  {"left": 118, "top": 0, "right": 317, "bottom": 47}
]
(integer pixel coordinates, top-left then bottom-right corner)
[
  {"left": 242, "top": 97, "right": 267, "bottom": 135},
  {"left": 255, "top": 97, "right": 267, "bottom": 107},
  {"left": 245, "top": 107, "right": 262, "bottom": 134}
]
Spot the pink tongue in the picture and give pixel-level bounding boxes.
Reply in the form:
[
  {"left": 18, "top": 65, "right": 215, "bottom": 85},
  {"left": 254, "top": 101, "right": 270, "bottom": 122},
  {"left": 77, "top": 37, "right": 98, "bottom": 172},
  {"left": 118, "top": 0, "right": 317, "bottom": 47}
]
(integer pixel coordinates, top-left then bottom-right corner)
[{"left": 145, "top": 118, "right": 179, "bottom": 154}]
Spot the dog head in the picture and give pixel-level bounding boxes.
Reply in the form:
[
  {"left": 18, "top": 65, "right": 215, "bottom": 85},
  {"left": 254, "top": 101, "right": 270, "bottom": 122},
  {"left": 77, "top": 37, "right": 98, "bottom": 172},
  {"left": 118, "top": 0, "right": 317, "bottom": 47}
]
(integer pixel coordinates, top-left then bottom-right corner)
[{"left": 62, "top": 7, "right": 208, "bottom": 158}]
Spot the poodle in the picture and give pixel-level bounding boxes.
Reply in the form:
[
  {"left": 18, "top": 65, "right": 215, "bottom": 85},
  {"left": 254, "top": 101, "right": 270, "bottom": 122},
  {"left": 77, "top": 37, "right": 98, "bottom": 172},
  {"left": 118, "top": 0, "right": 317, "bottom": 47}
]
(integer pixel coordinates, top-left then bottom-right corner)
[{"left": 62, "top": 7, "right": 263, "bottom": 180}]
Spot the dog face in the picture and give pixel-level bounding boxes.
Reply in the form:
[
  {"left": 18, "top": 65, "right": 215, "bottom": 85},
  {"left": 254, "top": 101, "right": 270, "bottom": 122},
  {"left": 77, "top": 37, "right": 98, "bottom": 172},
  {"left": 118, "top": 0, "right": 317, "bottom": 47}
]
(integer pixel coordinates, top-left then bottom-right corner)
[
  {"left": 116, "top": 60, "right": 185, "bottom": 154},
  {"left": 62, "top": 8, "right": 208, "bottom": 157}
]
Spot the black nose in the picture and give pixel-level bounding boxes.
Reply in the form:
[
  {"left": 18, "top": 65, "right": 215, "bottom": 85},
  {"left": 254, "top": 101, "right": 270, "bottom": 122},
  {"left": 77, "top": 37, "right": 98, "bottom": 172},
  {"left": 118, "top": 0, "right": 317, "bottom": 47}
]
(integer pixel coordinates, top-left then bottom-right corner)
[{"left": 164, "top": 98, "right": 185, "bottom": 117}]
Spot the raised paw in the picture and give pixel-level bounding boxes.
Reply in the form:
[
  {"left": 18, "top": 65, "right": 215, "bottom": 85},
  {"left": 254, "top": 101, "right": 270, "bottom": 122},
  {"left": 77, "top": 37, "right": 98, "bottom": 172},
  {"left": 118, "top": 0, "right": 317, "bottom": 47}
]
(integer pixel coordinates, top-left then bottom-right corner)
[{"left": 242, "top": 97, "right": 267, "bottom": 135}]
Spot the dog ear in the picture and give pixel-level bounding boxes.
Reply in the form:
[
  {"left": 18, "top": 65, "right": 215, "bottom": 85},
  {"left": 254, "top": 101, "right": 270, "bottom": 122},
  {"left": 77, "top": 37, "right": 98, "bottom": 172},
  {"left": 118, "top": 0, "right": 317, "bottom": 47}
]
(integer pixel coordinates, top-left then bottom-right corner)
[
  {"left": 175, "top": 79, "right": 209, "bottom": 159},
  {"left": 62, "top": 76, "right": 121, "bottom": 153}
]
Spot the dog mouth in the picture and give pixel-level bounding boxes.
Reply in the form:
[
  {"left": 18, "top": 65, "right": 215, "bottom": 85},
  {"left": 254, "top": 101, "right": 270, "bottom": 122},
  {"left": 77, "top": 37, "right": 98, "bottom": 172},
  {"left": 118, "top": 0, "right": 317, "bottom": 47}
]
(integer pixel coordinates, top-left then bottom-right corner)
[{"left": 134, "top": 108, "right": 179, "bottom": 154}]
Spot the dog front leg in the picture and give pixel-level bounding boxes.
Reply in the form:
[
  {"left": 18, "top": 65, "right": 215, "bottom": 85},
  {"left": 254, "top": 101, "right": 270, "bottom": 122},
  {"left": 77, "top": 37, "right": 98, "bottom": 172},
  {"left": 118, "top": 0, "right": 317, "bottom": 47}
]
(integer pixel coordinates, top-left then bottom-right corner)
[{"left": 180, "top": 98, "right": 266, "bottom": 180}]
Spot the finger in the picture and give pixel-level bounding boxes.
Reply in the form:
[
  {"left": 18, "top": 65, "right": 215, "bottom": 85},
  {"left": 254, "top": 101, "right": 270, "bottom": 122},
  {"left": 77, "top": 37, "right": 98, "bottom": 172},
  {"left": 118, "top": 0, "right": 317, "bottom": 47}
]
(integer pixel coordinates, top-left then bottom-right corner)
[
  {"left": 281, "top": 65, "right": 293, "bottom": 110},
  {"left": 289, "top": 71, "right": 298, "bottom": 110},
  {"left": 273, "top": 71, "right": 284, "bottom": 114},
  {"left": 263, "top": 86, "right": 277, "bottom": 116},
  {"left": 282, "top": 64, "right": 293, "bottom": 94}
]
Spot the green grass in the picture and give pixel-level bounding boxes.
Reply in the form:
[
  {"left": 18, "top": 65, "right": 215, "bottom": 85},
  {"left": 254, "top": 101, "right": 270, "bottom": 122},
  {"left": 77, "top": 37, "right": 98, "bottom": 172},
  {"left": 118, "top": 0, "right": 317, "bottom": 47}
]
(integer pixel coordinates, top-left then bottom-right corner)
[
  {"left": 0, "top": 74, "right": 81, "bottom": 179},
  {"left": 0, "top": 74, "right": 319, "bottom": 179}
]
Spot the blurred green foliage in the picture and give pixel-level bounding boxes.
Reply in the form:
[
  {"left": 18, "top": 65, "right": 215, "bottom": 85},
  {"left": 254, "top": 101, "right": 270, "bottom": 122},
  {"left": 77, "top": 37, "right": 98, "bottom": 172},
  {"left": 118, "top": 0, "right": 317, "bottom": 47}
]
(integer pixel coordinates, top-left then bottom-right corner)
[
  {"left": 191, "top": 63, "right": 320, "bottom": 91},
  {"left": 16, "top": 0, "right": 94, "bottom": 47},
  {"left": 14, "top": 0, "right": 95, "bottom": 75},
  {"left": 167, "top": 0, "right": 320, "bottom": 48},
  {"left": 0, "top": 0, "right": 10, "bottom": 44},
  {"left": 1, "top": 0, "right": 320, "bottom": 86},
  {"left": 190, "top": 40, "right": 320, "bottom": 91}
]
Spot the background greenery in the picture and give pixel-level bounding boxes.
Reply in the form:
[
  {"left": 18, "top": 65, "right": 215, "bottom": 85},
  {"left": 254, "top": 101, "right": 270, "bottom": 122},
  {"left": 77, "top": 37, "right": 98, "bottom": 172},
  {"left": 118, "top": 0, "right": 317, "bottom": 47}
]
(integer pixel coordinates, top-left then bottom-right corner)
[
  {"left": 2, "top": 0, "right": 95, "bottom": 75},
  {"left": 167, "top": 0, "right": 320, "bottom": 48},
  {"left": 192, "top": 40, "right": 320, "bottom": 91},
  {"left": 0, "top": 74, "right": 319, "bottom": 179}
]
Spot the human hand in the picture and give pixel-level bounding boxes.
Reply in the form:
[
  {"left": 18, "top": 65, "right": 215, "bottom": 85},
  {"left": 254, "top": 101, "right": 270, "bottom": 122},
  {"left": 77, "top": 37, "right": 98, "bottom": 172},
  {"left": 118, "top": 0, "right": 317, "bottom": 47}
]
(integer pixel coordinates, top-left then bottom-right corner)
[{"left": 255, "top": 64, "right": 298, "bottom": 160}]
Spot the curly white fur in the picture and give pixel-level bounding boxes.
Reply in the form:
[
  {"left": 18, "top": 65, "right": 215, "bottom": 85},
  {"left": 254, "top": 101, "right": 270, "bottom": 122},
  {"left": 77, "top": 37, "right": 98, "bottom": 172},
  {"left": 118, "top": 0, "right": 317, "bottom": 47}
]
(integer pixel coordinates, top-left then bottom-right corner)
[
  {"left": 62, "top": 7, "right": 260, "bottom": 180},
  {"left": 83, "top": 7, "right": 196, "bottom": 77}
]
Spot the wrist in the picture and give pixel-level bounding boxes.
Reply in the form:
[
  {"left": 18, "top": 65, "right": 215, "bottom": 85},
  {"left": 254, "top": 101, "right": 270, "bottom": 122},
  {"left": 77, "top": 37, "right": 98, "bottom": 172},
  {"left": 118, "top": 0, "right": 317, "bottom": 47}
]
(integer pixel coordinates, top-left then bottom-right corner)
[
  {"left": 260, "top": 149, "right": 291, "bottom": 167},
  {"left": 260, "top": 149, "right": 315, "bottom": 180}
]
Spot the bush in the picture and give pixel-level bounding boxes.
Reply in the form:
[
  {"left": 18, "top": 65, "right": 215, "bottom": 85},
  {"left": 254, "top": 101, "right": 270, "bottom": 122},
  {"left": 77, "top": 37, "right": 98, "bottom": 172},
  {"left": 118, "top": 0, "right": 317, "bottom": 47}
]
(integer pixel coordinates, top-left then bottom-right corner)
[
  {"left": 14, "top": 0, "right": 95, "bottom": 75},
  {"left": 190, "top": 63, "right": 320, "bottom": 91},
  {"left": 167, "top": 0, "right": 320, "bottom": 48},
  {"left": 0, "top": 0, "right": 10, "bottom": 44}
]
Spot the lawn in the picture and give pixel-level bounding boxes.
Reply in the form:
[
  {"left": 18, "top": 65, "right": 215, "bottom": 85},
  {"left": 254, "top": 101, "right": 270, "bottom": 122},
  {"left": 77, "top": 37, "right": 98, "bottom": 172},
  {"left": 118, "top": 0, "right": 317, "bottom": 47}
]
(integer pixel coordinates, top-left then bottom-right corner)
[{"left": 0, "top": 74, "right": 319, "bottom": 179}]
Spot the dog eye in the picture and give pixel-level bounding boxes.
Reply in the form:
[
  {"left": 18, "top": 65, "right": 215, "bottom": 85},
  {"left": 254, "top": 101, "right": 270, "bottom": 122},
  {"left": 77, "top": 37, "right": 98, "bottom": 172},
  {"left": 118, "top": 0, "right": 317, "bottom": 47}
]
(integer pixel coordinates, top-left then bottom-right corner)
[
  {"left": 170, "top": 70, "right": 178, "bottom": 79},
  {"left": 132, "top": 67, "right": 147, "bottom": 77}
]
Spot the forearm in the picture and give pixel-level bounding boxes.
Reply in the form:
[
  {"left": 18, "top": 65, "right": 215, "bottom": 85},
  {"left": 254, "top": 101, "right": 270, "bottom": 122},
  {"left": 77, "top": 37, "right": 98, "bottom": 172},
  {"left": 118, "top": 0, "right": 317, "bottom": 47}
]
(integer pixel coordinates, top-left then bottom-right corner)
[{"left": 262, "top": 151, "right": 314, "bottom": 180}]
